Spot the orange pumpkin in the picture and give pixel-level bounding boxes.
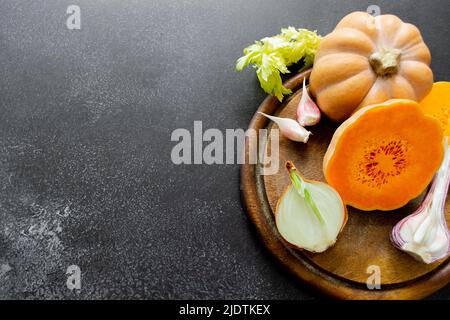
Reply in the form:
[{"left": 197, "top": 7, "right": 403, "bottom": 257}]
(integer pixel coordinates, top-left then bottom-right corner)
[
  {"left": 419, "top": 82, "right": 450, "bottom": 140},
  {"left": 310, "top": 12, "right": 434, "bottom": 122},
  {"left": 323, "top": 99, "right": 443, "bottom": 211}
]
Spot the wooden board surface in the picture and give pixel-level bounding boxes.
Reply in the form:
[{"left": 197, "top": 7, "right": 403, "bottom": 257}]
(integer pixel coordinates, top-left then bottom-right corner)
[{"left": 240, "top": 70, "right": 450, "bottom": 300}]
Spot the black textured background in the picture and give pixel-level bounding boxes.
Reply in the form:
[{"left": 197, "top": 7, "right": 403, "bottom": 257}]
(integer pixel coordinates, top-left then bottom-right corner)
[{"left": 0, "top": 0, "right": 449, "bottom": 299}]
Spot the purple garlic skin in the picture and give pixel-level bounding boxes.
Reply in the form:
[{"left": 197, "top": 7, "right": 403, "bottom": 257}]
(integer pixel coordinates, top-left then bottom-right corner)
[
  {"left": 391, "top": 141, "right": 450, "bottom": 264},
  {"left": 297, "top": 78, "right": 321, "bottom": 127},
  {"left": 259, "top": 112, "right": 311, "bottom": 143}
]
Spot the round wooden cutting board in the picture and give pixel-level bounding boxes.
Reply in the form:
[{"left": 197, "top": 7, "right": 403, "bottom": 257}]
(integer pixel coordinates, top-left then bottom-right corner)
[{"left": 240, "top": 70, "right": 450, "bottom": 300}]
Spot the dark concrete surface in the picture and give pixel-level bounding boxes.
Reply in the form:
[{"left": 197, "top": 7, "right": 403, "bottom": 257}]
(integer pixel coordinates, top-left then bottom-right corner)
[{"left": 0, "top": 0, "right": 449, "bottom": 299}]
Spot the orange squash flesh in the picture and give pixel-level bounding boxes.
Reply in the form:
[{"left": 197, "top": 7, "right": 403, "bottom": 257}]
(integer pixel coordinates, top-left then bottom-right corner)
[
  {"left": 323, "top": 99, "right": 444, "bottom": 211},
  {"left": 419, "top": 82, "right": 450, "bottom": 140}
]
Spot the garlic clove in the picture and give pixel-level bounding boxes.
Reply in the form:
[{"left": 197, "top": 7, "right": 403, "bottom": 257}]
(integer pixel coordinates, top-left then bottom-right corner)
[
  {"left": 297, "top": 78, "right": 321, "bottom": 126},
  {"left": 259, "top": 112, "right": 311, "bottom": 143},
  {"left": 275, "top": 161, "right": 347, "bottom": 253},
  {"left": 391, "top": 139, "right": 450, "bottom": 264}
]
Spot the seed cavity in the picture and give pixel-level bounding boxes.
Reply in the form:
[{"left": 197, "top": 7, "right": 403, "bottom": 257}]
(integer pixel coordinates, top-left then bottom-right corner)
[{"left": 356, "top": 139, "right": 409, "bottom": 189}]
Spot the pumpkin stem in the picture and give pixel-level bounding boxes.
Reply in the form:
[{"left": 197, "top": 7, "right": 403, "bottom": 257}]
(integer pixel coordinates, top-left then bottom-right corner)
[{"left": 369, "top": 48, "right": 402, "bottom": 77}]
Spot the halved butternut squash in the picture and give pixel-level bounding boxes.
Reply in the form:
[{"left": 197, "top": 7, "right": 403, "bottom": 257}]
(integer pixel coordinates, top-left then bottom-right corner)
[
  {"left": 419, "top": 82, "right": 450, "bottom": 140},
  {"left": 323, "top": 99, "right": 444, "bottom": 211}
]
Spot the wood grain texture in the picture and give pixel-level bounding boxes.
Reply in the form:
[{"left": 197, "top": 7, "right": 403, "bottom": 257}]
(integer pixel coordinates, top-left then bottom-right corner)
[{"left": 240, "top": 70, "right": 450, "bottom": 300}]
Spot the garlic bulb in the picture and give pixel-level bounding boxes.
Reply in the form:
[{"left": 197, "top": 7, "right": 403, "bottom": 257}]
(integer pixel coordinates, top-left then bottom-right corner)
[
  {"left": 275, "top": 161, "right": 347, "bottom": 253},
  {"left": 297, "top": 78, "right": 321, "bottom": 126},
  {"left": 259, "top": 112, "right": 311, "bottom": 143},
  {"left": 391, "top": 140, "right": 450, "bottom": 264}
]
